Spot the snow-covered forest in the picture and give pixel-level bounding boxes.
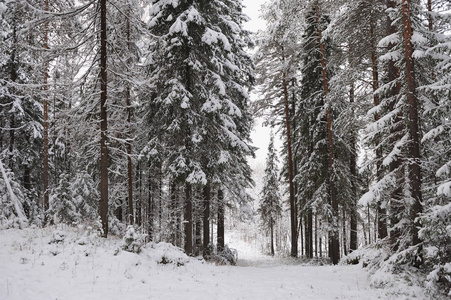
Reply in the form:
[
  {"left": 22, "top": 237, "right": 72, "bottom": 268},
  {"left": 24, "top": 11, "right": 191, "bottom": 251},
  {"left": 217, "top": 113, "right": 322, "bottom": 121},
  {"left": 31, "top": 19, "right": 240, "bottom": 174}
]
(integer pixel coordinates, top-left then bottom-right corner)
[{"left": 1, "top": 0, "right": 450, "bottom": 299}]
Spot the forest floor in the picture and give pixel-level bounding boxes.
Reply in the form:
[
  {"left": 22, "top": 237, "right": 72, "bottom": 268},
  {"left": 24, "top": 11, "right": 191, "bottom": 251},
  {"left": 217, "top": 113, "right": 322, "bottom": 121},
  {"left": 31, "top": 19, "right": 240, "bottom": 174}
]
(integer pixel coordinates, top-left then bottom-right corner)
[{"left": 0, "top": 225, "right": 426, "bottom": 300}]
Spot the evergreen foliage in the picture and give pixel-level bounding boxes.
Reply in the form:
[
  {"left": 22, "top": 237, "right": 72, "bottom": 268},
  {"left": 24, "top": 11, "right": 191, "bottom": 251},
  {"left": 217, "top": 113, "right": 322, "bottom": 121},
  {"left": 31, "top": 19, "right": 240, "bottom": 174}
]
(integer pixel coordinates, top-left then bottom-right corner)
[{"left": 258, "top": 132, "right": 282, "bottom": 255}]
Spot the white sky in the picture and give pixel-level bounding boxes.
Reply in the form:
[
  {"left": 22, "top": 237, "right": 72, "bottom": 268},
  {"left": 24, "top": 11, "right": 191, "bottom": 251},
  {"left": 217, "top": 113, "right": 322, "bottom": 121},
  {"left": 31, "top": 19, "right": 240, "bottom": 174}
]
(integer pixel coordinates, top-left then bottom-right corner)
[
  {"left": 242, "top": 0, "right": 269, "bottom": 170},
  {"left": 242, "top": 0, "right": 279, "bottom": 198},
  {"left": 242, "top": 0, "right": 267, "bottom": 33}
]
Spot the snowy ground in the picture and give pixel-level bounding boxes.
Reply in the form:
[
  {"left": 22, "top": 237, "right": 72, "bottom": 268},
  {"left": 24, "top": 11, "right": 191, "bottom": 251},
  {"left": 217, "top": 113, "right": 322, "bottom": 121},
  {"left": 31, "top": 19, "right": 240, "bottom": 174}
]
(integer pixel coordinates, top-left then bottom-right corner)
[{"left": 0, "top": 226, "right": 425, "bottom": 300}]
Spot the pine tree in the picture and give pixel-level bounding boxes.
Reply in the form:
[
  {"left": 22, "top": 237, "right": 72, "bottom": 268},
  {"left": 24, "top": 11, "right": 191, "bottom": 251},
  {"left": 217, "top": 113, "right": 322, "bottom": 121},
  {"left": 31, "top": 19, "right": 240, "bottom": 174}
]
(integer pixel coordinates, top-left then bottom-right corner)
[
  {"left": 254, "top": 0, "right": 301, "bottom": 258},
  {"left": 258, "top": 132, "right": 282, "bottom": 256},
  {"left": 295, "top": 2, "right": 332, "bottom": 259},
  {"left": 1, "top": 0, "right": 42, "bottom": 213}
]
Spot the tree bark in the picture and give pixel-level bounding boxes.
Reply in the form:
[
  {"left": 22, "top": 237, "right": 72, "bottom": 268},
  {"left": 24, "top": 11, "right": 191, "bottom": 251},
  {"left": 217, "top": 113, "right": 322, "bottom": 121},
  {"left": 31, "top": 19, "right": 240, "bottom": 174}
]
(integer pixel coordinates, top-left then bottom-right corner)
[
  {"left": 126, "top": 12, "right": 134, "bottom": 225},
  {"left": 43, "top": 0, "right": 50, "bottom": 224},
  {"left": 184, "top": 183, "right": 193, "bottom": 255},
  {"left": 202, "top": 182, "right": 211, "bottom": 257},
  {"left": 195, "top": 208, "right": 202, "bottom": 256},
  {"left": 315, "top": 0, "right": 339, "bottom": 265},
  {"left": 349, "top": 81, "right": 358, "bottom": 252},
  {"left": 386, "top": 0, "right": 403, "bottom": 250},
  {"left": 401, "top": 0, "right": 423, "bottom": 249},
  {"left": 281, "top": 46, "right": 298, "bottom": 258},
  {"left": 217, "top": 188, "right": 225, "bottom": 253},
  {"left": 305, "top": 210, "right": 313, "bottom": 258},
  {"left": 342, "top": 209, "right": 347, "bottom": 256},
  {"left": 270, "top": 220, "right": 274, "bottom": 256},
  {"left": 99, "top": 0, "right": 109, "bottom": 237}
]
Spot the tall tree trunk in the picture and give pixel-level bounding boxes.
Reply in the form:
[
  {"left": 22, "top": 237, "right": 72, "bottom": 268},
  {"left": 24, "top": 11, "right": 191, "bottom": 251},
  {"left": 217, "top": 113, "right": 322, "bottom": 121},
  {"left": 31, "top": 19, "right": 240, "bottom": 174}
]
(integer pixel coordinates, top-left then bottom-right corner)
[
  {"left": 135, "top": 162, "right": 142, "bottom": 226},
  {"left": 170, "top": 181, "right": 178, "bottom": 245},
  {"left": 386, "top": 0, "right": 403, "bottom": 250},
  {"left": 305, "top": 210, "right": 313, "bottom": 258},
  {"left": 349, "top": 81, "right": 358, "bottom": 252},
  {"left": 99, "top": 0, "right": 109, "bottom": 237},
  {"left": 8, "top": 24, "right": 17, "bottom": 170},
  {"left": 370, "top": 20, "right": 388, "bottom": 240},
  {"left": 427, "top": 0, "right": 433, "bottom": 32},
  {"left": 281, "top": 46, "right": 297, "bottom": 258},
  {"left": 342, "top": 209, "right": 347, "bottom": 256},
  {"left": 147, "top": 173, "right": 153, "bottom": 238},
  {"left": 315, "top": 214, "right": 318, "bottom": 257},
  {"left": 217, "top": 188, "right": 225, "bottom": 253},
  {"left": 367, "top": 205, "right": 372, "bottom": 244},
  {"left": 43, "top": 0, "right": 50, "bottom": 224},
  {"left": 315, "top": 0, "right": 339, "bottom": 265},
  {"left": 195, "top": 206, "right": 202, "bottom": 256},
  {"left": 126, "top": 12, "right": 134, "bottom": 225},
  {"left": 401, "top": 0, "right": 423, "bottom": 249},
  {"left": 184, "top": 183, "right": 193, "bottom": 255},
  {"left": 270, "top": 220, "right": 275, "bottom": 256},
  {"left": 203, "top": 182, "right": 211, "bottom": 257}
]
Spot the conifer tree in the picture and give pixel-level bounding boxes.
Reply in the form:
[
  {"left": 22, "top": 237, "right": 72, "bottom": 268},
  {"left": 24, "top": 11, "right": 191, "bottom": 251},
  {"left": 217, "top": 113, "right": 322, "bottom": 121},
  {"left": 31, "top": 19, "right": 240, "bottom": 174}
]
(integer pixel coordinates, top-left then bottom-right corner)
[
  {"left": 147, "top": 0, "right": 254, "bottom": 255},
  {"left": 258, "top": 132, "right": 282, "bottom": 256},
  {"left": 254, "top": 0, "right": 301, "bottom": 258}
]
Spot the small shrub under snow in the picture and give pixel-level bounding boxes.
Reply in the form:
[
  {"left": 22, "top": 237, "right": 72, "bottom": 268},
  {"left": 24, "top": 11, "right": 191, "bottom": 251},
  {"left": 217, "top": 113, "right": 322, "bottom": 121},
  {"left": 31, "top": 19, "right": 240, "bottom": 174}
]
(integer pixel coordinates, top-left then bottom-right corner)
[
  {"left": 49, "top": 230, "right": 67, "bottom": 244},
  {"left": 211, "top": 245, "right": 238, "bottom": 265},
  {"left": 121, "top": 225, "right": 147, "bottom": 254},
  {"left": 141, "top": 242, "right": 190, "bottom": 266}
]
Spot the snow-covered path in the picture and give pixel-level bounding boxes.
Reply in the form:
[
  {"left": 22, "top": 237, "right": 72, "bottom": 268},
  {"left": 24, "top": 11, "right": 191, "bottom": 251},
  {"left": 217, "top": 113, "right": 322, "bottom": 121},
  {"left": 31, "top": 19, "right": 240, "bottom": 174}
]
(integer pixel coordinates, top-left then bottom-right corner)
[{"left": 0, "top": 227, "right": 412, "bottom": 300}]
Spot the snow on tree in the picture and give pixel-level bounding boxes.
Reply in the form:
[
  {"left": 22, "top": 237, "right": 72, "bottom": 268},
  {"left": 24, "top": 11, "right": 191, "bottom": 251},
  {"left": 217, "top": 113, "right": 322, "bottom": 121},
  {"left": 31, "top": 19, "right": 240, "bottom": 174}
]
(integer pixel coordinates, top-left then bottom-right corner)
[
  {"left": 254, "top": 0, "right": 302, "bottom": 258},
  {"left": 146, "top": 0, "right": 254, "bottom": 256},
  {"left": 258, "top": 132, "right": 282, "bottom": 256}
]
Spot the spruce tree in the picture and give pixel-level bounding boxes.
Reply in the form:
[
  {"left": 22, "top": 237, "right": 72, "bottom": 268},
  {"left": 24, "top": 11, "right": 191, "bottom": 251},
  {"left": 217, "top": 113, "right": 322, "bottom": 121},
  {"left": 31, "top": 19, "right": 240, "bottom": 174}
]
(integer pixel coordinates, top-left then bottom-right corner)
[
  {"left": 147, "top": 0, "right": 254, "bottom": 254},
  {"left": 258, "top": 132, "right": 282, "bottom": 256}
]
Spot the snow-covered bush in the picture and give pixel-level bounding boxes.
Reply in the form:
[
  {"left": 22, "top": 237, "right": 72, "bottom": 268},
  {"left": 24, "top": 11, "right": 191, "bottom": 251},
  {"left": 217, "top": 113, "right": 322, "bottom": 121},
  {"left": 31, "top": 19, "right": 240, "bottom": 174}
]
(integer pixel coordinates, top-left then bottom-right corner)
[
  {"left": 121, "top": 225, "right": 147, "bottom": 254},
  {"left": 341, "top": 242, "right": 390, "bottom": 268},
  {"left": 142, "top": 242, "right": 190, "bottom": 266},
  {"left": 49, "top": 230, "right": 67, "bottom": 244},
  {"left": 213, "top": 245, "right": 238, "bottom": 266}
]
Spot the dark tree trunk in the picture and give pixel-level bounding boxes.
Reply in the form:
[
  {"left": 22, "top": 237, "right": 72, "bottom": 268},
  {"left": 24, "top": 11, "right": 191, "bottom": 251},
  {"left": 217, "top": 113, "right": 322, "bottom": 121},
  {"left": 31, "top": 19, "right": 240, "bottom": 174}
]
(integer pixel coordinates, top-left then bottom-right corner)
[
  {"left": 281, "top": 46, "right": 298, "bottom": 258},
  {"left": 99, "top": 0, "right": 109, "bottom": 237},
  {"left": 386, "top": 0, "right": 403, "bottom": 250},
  {"left": 203, "top": 182, "right": 211, "bottom": 257},
  {"left": 342, "top": 209, "right": 347, "bottom": 256},
  {"left": 217, "top": 188, "right": 225, "bottom": 253},
  {"left": 315, "top": 214, "right": 318, "bottom": 257},
  {"left": 43, "top": 0, "right": 50, "bottom": 224},
  {"left": 315, "top": 0, "right": 339, "bottom": 264},
  {"left": 135, "top": 162, "right": 142, "bottom": 226},
  {"left": 170, "top": 181, "right": 178, "bottom": 245},
  {"left": 125, "top": 8, "right": 134, "bottom": 226},
  {"left": 401, "top": 0, "right": 423, "bottom": 250},
  {"left": 115, "top": 203, "right": 123, "bottom": 222},
  {"left": 305, "top": 210, "right": 313, "bottom": 258},
  {"left": 126, "top": 106, "right": 133, "bottom": 225},
  {"left": 299, "top": 214, "right": 305, "bottom": 256},
  {"left": 195, "top": 209, "right": 202, "bottom": 256},
  {"left": 270, "top": 220, "right": 275, "bottom": 256},
  {"left": 349, "top": 81, "right": 358, "bottom": 252},
  {"left": 184, "top": 183, "right": 193, "bottom": 255},
  {"left": 147, "top": 174, "right": 153, "bottom": 239}
]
